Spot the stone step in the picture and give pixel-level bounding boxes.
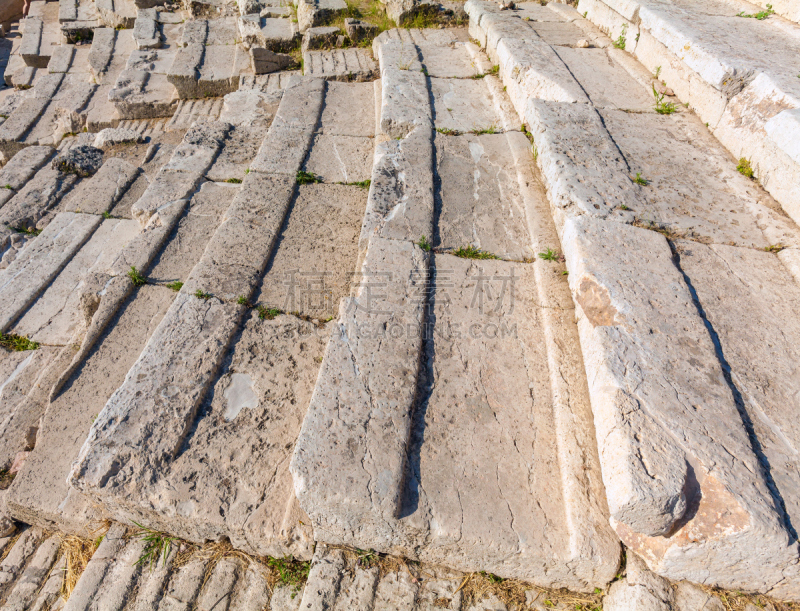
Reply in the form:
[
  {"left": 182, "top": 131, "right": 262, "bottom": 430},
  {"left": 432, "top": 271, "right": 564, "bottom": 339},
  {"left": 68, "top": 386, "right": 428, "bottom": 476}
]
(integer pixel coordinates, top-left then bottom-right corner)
[
  {"left": 67, "top": 77, "right": 333, "bottom": 558},
  {"left": 238, "top": 13, "right": 300, "bottom": 52},
  {"left": 96, "top": 0, "right": 138, "bottom": 29},
  {"left": 167, "top": 18, "right": 251, "bottom": 99},
  {"left": 577, "top": 0, "right": 800, "bottom": 228},
  {"left": 165, "top": 97, "right": 225, "bottom": 132},
  {"left": 466, "top": 0, "right": 800, "bottom": 598},
  {"left": 303, "top": 47, "right": 378, "bottom": 81}
]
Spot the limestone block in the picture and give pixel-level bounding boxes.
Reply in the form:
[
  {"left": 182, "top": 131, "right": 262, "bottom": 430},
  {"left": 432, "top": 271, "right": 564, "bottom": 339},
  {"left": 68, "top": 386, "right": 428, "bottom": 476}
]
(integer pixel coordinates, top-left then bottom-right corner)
[
  {"left": 28, "top": 554, "right": 65, "bottom": 611},
  {"left": 416, "top": 40, "right": 479, "bottom": 78},
  {"left": 133, "top": 14, "right": 161, "bottom": 49},
  {"left": 373, "top": 37, "right": 422, "bottom": 73},
  {"left": 182, "top": 173, "right": 294, "bottom": 301},
  {"left": 89, "top": 538, "right": 147, "bottom": 608},
  {"left": 0, "top": 528, "right": 44, "bottom": 588},
  {"left": 496, "top": 37, "right": 588, "bottom": 116},
  {"left": 12, "top": 218, "right": 141, "bottom": 345},
  {"left": 0, "top": 212, "right": 100, "bottom": 332},
  {"left": 159, "top": 556, "right": 208, "bottom": 609},
  {"left": 560, "top": 214, "right": 799, "bottom": 593},
  {"left": 93, "top": 127, "right": 146, "bottom": 148},
  {"left": 88, "top": 28, "right": 115, "bottom": 77},
  {"left": 359, "top": 126, "right": 434, "bottom": 251},
  {"left": 229, "top": 563, "right": 270, "bottom": 611},
  {"left": 0, "top": 146, "right": 53, "bottom": 191},
  {"left": 59, "top": 0, "right": 78, "bottom": 22},
  {"left": 218, "top": 88, "right": 282, "bottom": 128},
  {"left": 434, "top": 132, "right": 532, "bottom": 261},
  {"left": 52, "top": 145, "right": 103, "bottom": 177},
  {"left": 296, "top": 546, "right": 345, "bottom": 609},
  {"left": 61, "top": 524, "right": 128, "bottom": 610},
  {"left": 251, "top": 47, "right": 293, "bottom": 74},
  {"left": 297, "top": 0, "right": 347, "bottom": 31},
  {"left": 344, "top": 18, "right": 378, "bottom": 44},
  {"left": 603, "top": 553, "right": 673, "bottom": 611},
  {"left": 302, "top": 48, "right": 378, "bottom": 82},
  {"left": 109, "top": 70, "right": 178, "bottom": 119},
  {"left": 429, "top": 77, "right": 498, "bottom": 135},
  {"left": 130, "top": 169, "right": 204, "bottom": 226},
  {"left": 304, "top": 134, "right": 373, "bottom": 184},
  {"left": 524, "top": 99, "right": 639, "bottom": 222},
  {"left": 301, "top": 25, "right": 339, "bottom": 54},
  {"left": 379, "top": 68, "right": 431, "bottom": 138},
  {"left": 2, "top": 534, "right": 62, "bottom": 611},
  {"left": 47, "top": 44, "right": 74, "bottom": 73},
  {"left": 317, "top": 80, "right": 374, "bottom": 137},
  {"left": 258, "top": 183, "right": 366, "bottom": 319},
  {"left": 70, "top": 293, "right": 246, "bottom": 503},
  {"left": 195, "top": 558, "right": 238, "bottom": 610},
  {"left": 20, "top": 18, "right": 46, "bottom": 69},
  {"left": 239, "top": 14, "right": 300, "bottom": 52},
  {"left": 290, "top": 236, "right": 429, "bottom": 542}
]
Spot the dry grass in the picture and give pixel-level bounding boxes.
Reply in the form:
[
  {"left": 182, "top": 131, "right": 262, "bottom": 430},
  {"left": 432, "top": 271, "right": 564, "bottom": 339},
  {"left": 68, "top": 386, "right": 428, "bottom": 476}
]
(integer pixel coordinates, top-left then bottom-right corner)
[
  {"left": 460, "top": 572, "right": 602, "bottom": 610},
  {"left": 59, "top": 531, "right": 104, "bottom": 600},
  {"left": 700, "top": 587, "right": 800, "bottom": 611},
  {"left": 0, "top": 529, "right": 23, "bottom": 564}
]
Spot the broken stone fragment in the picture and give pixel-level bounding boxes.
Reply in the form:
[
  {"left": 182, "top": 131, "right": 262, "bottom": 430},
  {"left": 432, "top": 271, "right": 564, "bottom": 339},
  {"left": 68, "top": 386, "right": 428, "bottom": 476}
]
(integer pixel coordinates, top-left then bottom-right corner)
[
  {"left": 343, "top": 17, "right": 378, "bottom": 44},
  {"left": 301, "top": 25, "right": 339, "bottom": 54},
  {"left": 250, "top": 47, "right": 293, "bottom": 74},
  {"left": 51, "top": 145, "right": 104, "bottom": 177},
  {"left": 92, "top": 127, "right": 146, "bottom": 148}
]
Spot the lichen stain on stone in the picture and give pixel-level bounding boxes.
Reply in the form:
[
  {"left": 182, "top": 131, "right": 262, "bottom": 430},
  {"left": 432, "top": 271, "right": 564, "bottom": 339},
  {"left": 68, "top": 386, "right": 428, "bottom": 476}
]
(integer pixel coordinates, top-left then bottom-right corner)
[{"left": 576, "top": 276, "right": 622, "bottom": 327}]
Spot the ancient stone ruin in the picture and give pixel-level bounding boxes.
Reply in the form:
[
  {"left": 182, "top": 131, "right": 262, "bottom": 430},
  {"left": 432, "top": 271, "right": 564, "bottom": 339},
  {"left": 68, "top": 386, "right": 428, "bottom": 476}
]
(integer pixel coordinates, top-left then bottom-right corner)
[{"left": 0, "top": 0, "right": 798, "bottom": 607}]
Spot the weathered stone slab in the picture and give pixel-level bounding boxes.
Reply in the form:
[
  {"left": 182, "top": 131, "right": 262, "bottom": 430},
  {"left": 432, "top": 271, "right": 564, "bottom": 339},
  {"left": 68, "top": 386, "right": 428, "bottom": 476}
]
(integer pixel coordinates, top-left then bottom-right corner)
[
  {"left": 195, "top": 558, "right": 238, "bottom": 611},
  {"left": 673, "top": 241, "right": 800, "bottom": 600},
  {"left": 251, "top": 47, "right": 293, "bottom": 74},
  {"left": 317, "top": 80, "right": 374, "bottom": 137},
  {"left": 6, "top": 286, "right": 174, "bottom": 533},
  {"left": 560, "top": 213, "right": 798, "bottom": 593},
  {"left": 238, "top": 14, "right": 300, "bottom": 52},
  {"left": 88, "top": 27, "right": 115, "bottom": 77},
  {"left": 429, "top": 77, "right": 498, "bottom": 135},
  {"left": 345, "top": 17, "right": 378, "bottom": 44},
  {"left": 2, "top": 534, "right": 61, "bottom": 611},
  {"left": 133, "top": 12, "right": 161, "bottom": 49},
  {"left": 554, "top": 47, "right": 654, "bottom": 111},
  {"left": 258, "top": 183, "right": 366, "bottom": 318},
  {"left": 229, "top": 562, "right": 270, "bottom": 611},
  {"left": 47, "top": 44, "right": 74, "bottom": 73},
  {"left": 28, "top": 553, "right": 65, "bottom": 611},
  {"left": 70, "top": 293, "right": 246, "bottom": 524},
  {"left": 12, "top": 218, "right": 141, "bottom": 345},
  {"left": 0, "top": 146, "right": 54, "bottom": 191},
  {"left": 61, "top": 523, "right": 127, "bottom": 611},
  {"left": 359, "top": 126, "right": 434, "bottom": 251},
  {"left": 290, "top": 236, "right": 429, "bottom": 549},
  {"left": 158, "top": 555, "right": 208, "bottom": 611},
  {"left": 0, "top": 212, "right": 100, "bottom": 333},
  {"left": 496, "top": 37, "right": 588, "bottom": 115},
  {"left": 181, "top": 174, "right": 293, "bottom": 300},
  {"left": 146, "top": 181, "right": 236, "bottom": 285},
  {"left": 0, "top": 165, "right": 79, "bottom": 230},
  {"left": 0, "top": 527, "right": 44, "bottom": 591},
  {"left": 109, "top": 70, "right": 179, "bottom": 119},
  {"left": 218, "top": 88, "right": 282, "bottom": 129},
  {"left": 131, "top": 170, "right": 204, "bottom": 226},
  {"left": 93, "top": 127, "right": 146, "bottom": 148},
  {"left": 301, "top": 25, "right": 339, "bottom": 54},
  {"left": 304, "top": 135, "right": 373, "bottom": 184},
  {"left": 297, "top": 0, "right": 347, "bottom": 31},
  {"left": 249, "top": 76, "right": 324, "bottom": 175},
  {"left": 416, "top": 40, "right": 479, "bottom": 78},
  {"left": 434, "top": 132, "right": 532, "bottom": 261},
  {"left": 379, "top": 68, "right": 430, "bottom": 138},
  {"left": 303, "top": 48, "right": 378, "bottom": 82},
  {"left": 19, "top": 18, "right": 46, "bottom": 69},
  {"left": 599, "top": 108, "right": 782, "bottom": 248}
]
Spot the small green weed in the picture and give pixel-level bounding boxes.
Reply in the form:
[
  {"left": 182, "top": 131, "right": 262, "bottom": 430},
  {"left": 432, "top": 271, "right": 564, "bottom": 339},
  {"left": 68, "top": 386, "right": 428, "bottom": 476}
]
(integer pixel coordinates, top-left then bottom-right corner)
[
  {"left": 764, "top": 244, "right": 785, "bottom": 253},
  {"left": 258, "top": 306, "right": 283, "bottom": 320},
  {"left": 237, "top": 295, "right": 250, "bottom": 306},
  {"left": 296, "top": 170, "right": 321, "bottom": 185},
  {"left": 134, "top": 523, "right": 177, "bottom": 571},
  {"left": 267, "top": 555, "right": 311, "bottom": 588},
  {"left": 2, "top": 184, "right": 11, "bottom": 189},
  {"left": 417, "top": 235, "right": 432, "bottom": 252},
  {"left": 620, "top": 204, "right": 630, "bottom": 211},
  {"left": 488, "top": 64, "right": 499, "bottom": 75},
  {"left": 633, "top": 172, "right": 649, "bottom": 186},
  {"left": 128, "top": 266, "right": 147, "bottom": 287},
  {"left": 471, "top": 125, "right": 498, "bottom": 135},
  {"left": 652, "top": 85, "right": 677, "bottom": 114},
  {"left": 342, "top": 179, "right": 371, "bottom": 188},
  {"left": 355, "top": 548, "right": 378, "bottom": 568},
  {"left": 737, "top": 3, "right": 774, "bottom": 19},
  {"left": 10, "top": 225, "right": 42, "bottom": 237},
  {"left": 102, "top": 211, "right": 112, "bottom": 219},
  {"left": 613, "top": 24, "right": 627, "bottom": 49},
  {"left": 454, "top": 245, "right": 499, "bottom": 260},
  {"left": 194, "top": 289, "right": 212, "bottom": 300},
  {"left": 654, "top": 65, "right": 661, "bottom": 79},
  {"left": 538, "top": 248, "right": 562, "bottom": 261},
  {"left": 436, "top": 127, "right": 461, "bottom": 136},
  {"left": 225, "top": 177, "right": 243, "bottom": 184},
  {"left": 0, "top": 333, "right": 40, "bottom": 351},
  {"left": 737, "top": 157, "right": 754, "bottom": 178},
  {"left": 165, "top": 281, "right": 183, "bottom": 292}
]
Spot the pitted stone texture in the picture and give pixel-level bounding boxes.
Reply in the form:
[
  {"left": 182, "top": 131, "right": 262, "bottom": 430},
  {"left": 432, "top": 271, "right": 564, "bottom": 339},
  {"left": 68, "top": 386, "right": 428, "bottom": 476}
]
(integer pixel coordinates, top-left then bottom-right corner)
[
  {"left": 0, "top": 166, "right": 78, "bottom": 231},
  {"left": 218, "top": 89, "right": 283, "bottom": 128},
  {"left": 434, "top": 131, "right": 532, "bottom": 261},
  {"left": 345, "top": 18, "right": 379, "bottom": 44},
  {"left": 51, "top": 145, "right": 104, "bottom": 178},
  {"left": 12, "top": 219, "right": 141, "bottom": 345},
  {"left": 238, "top": 14, "right": 300, "bottom": 52},
  {"left": 257, "top": 183, "right": 367, "bottom": 319},
  {"left": 251, "top": 48, "right": 293, "bottom": 74},
  {"left": 297, "top": 0, "right": 347, "bottom": 32},
  {"left": 416, "top": 40, "right": 480, "bottom": 78},
  {"left": 0, "top": 146, "right": 54, "bottom": 191},
  {"left": 109, "top": 69, "right": 179, "bottom": 120},
  {"left": 301, "top": 26, "right": 340, "bottom": 54},
  {"left": 0, "top": 212, "right": 100, "bottom": 333},
  {"left": 674, "top": 241, "right": 800, "bottom": 573},
  {"left": 603, "top": 553, "right": 673, "bottom": 611},
  {"left": 379, "top": 68, "right": 431, "bottom": 138},
  {"left": 131, "top": 170, "right": 204, "bottom": 226},
  {"left": 318, "top": 80, "right": 375, "bottom": 137},
  {"left": 7, "top": 287, "right": 174, "bottom": 533}
]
